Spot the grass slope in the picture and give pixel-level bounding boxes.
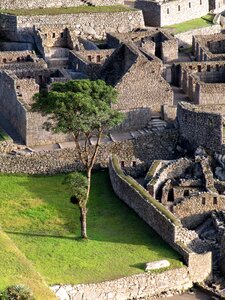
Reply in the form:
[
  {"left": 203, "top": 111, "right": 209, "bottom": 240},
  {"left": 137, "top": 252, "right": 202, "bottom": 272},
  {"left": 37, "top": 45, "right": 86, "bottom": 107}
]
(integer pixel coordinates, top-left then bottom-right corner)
[
  {"left": 0, "top": 229, "right": 56, "bottom": 299},
  {"left": 0, "top": 172, "right": 182, "bottom": 286},
  {"left": 165, "top": 14, "right": 214, "bottom": 34},
  {"left": 0, "top": 5, "right": 134, "bottom": 16}
]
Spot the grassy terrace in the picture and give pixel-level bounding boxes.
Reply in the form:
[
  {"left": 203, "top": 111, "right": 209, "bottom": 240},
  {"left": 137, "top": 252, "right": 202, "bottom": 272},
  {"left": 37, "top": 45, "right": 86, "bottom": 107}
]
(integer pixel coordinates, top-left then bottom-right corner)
[
  {"left": 165, "top": 14, "right": 214, "bottom": 34},
  {"left": 0, "top": 5, "right": 134, "bottom": 16},
  {"left": 0, "top": 171, "right": 182, "bottom": 295}
]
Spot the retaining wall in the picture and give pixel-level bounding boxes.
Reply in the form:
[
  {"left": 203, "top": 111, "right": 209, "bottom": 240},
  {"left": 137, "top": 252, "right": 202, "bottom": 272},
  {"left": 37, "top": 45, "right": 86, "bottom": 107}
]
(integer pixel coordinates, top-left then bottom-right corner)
[
  {"left": 16, "top": 10, "right": 144, "bottom": 40},
  {"left": 52, "top": 267, "right": 193, "bottom": 300}
]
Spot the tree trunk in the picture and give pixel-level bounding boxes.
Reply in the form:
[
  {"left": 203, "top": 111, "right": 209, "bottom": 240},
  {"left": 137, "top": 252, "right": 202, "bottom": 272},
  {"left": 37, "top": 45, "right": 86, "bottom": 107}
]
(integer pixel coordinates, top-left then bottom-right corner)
[
  {"left": 86, "top": 168, "right": 92, "bottom": 203},
  {"left": 79, "top": 168, "right": 91, "bottom": 239},
  {"left": 79, "top": 206, "right": 88, "bottom": 239}
]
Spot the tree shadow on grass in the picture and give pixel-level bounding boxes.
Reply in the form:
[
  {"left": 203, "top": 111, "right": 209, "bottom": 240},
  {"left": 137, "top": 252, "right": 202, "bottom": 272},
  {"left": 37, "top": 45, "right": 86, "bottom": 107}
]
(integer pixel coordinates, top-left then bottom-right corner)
[{"left": 5, "top": 170, "right": 181, "bottom": 261}]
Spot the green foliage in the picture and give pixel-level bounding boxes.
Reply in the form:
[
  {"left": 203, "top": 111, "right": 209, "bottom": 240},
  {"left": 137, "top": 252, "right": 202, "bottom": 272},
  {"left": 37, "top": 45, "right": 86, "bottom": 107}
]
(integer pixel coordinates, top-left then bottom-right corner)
[
  {"left": 0, "top": 5, "right": 134, "bottom": 16},
  {"left": 32, "top": 79, "right": 124, "bottom": 135},
  {"left": 0, "top": 285, "right": 35, "bottom": 300},
  {"left": 0, "top": 173, "right": 182, "bottom": 285},
  {"left": 63, "top": 172, "right": 88, "bottom": 207},
  {"left": 112, "top": 156, "right": 181, "bottom": 226}
]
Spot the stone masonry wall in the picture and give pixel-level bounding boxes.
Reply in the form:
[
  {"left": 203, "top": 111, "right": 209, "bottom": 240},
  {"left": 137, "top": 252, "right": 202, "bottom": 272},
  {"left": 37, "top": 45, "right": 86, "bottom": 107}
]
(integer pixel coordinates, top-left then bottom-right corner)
[
  {"left": 0, "top": 0, "right": 124, "bottom": 9},
  {"left": 114, "top": 58, "right": 173, "bottom": 128},
  {"left": 52, "top": 267, "right": 193, "bottom": 300},
  {"left": 16, "top": 11, "right": 144, "bottom": 40},
  {"left": 175, "top": 25, "right": 221, "bottom": 48},
  {"left": 109, "top": 157, "right": 212, "bottom": 283},
  {"left": 0, "top": 71, "right": 27, "bottom": 142},
  {"left": 173, "top": 192, "right": 225, "bottom": 228},
  {"left": 160, "top": 0, "right": 209, "bottom": 27},
  {"left": 177, "top": 102, "right": 223, "bottom": 152},
  {"left": 0, "top": 130, "right": 179, "bottom": 174}
]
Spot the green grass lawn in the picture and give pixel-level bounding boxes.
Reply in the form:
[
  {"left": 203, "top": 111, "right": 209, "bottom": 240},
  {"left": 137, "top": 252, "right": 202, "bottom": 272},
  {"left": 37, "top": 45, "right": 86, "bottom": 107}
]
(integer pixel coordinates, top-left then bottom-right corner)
[
  {"left": 165, "top": 14, "right": 214, "bottom": 34},
  {"left": 0, "top": 171, "right": 182, "bottom": 288},
  {"left": 0, "top": 229, "right": 56, "bottom": 299},
  {"left": 0, "top": 5, "right": 134, "bottom": 16}
]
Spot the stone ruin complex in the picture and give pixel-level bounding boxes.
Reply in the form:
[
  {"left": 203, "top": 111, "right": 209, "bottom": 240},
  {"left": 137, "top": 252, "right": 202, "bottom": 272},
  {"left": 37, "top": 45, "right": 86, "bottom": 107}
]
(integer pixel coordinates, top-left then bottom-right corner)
[{"left": 1, "top": 0, "right": 225, "bottom": 298}]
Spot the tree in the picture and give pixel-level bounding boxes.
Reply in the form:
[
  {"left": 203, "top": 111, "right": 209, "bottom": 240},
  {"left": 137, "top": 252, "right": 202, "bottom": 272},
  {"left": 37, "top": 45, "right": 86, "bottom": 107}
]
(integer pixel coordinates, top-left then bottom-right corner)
[
  {"left": 63, "top": 172, "right": 88, "bottom": 238},
  {"left": 32, "top": 79, "right": 124, "bottom": 238}
]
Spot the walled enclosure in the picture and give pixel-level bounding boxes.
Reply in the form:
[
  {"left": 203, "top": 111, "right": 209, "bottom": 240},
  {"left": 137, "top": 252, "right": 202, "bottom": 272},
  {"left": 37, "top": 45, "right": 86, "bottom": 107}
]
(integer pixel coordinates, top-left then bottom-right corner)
[
  {"left": 109, "top": 156, "right": 212, "bottom": 284},
  {"left": 193, "top": 33, "right": 225, "bottom": 61},
  {"left": 172, "top": 61, "right": 225, "bottom": 105},
  {"left": 177, "top": 102, "right": 223, "bottom": 152}
]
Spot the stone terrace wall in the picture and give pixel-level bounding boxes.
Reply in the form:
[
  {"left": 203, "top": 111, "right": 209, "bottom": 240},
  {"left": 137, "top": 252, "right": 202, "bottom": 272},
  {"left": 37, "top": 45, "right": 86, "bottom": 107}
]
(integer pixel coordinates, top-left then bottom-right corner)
[
  {"left": 177, "top": 102, "right": 223, "bottom": 152},
  {"left": 0, "top": 130, "right": 178, "bottom": 174},
  {"left": 0, "top": 0, "right": 124, "bottom": 9},
  {"left": 52, "top": 267, "right": 193, "bottom": 300},
  {"left": 16, "top": 10, "right": 144, "bottom": 40}
]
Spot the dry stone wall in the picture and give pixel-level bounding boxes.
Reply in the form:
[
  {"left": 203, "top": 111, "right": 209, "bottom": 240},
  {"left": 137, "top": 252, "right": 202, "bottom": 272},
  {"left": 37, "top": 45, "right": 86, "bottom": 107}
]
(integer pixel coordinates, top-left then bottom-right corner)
[
  {"left": 173, "top": 192, "right": 225, "bottom": 228},
  {"left": 0, "top": 130, "right": 179, "bottom": 174},
  {"left": 177, "top": 102, "right": 223, "bottom": 152},
  {"left": 0, "top": 0, "right": 124, "bottom": 9},
  {"left": 16, "top": 11, "right": 144, "bottom": 40},
  {"left": 52, "top": 267, "right": 193, "bottom": 300}
]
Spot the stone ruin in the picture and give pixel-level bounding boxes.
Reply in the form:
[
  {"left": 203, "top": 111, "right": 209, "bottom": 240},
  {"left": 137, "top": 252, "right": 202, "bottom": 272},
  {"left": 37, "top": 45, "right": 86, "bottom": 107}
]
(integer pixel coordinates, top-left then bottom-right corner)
[{"left": 137, "top": 147, "right": 225, "bottom": 293}]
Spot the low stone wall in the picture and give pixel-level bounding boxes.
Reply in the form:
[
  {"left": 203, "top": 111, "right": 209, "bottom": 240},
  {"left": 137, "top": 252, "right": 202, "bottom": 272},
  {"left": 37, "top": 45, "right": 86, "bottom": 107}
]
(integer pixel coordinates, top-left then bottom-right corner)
[
  {"left": 52, "top": 267, "right": 193, "bottom": 300},
  {"left": 0, "top": 130, "right": 179, "bottom": 174},
  {"left": 16, "top": 10, "right": 144, "bottom": 40},
  {"left": 109, "top": 156, "right": 212, "bottom": 283},
  {"left": 175, "top": 25, "right": 221, "bottom": 48}
]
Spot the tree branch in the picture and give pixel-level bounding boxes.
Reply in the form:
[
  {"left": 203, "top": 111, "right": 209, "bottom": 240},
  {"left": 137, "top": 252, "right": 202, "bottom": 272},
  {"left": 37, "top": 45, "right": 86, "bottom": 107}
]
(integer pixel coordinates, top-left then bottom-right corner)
[
  {"left": 72, "top": 132, "right": 87, "bottom": 167},
  {"left": 89, "top": 128, "right": 103, "bottom": 171}
]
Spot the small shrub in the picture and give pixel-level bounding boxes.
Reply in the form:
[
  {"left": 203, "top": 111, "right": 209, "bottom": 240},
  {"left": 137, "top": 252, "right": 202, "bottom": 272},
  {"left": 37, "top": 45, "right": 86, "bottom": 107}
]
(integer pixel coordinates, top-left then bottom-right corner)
[{"left": 0, "top": 285, "right": 35, "bottom": 300}]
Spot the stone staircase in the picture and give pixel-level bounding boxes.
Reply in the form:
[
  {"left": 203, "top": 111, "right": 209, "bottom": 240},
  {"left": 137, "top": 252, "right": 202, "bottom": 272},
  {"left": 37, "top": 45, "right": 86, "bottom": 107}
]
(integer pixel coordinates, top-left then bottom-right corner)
[{"left": 147, "top": 117, "right": 167, "bottom": 132}]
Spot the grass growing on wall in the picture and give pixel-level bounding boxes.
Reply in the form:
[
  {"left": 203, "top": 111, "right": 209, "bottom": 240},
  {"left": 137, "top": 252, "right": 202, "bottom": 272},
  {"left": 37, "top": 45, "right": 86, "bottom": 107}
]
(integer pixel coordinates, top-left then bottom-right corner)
[
  {"left": 165, "top": 14, "right": 214, "bottom": 34},
  {"left": 0, "top": 172, "right": 182, "bottom": 287},
  {"left": 0, "top": 5, "right": 135, "bottom": 16}
]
